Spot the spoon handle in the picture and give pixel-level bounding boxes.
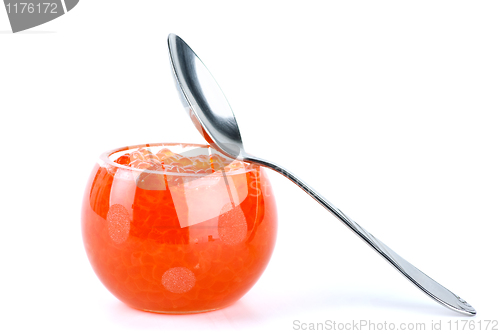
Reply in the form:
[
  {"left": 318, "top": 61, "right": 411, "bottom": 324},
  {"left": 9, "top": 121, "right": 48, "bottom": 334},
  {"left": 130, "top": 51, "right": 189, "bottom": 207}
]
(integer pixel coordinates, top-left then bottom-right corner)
[{"left": 245, "top": 155, "right": 476, "bottom": 316}]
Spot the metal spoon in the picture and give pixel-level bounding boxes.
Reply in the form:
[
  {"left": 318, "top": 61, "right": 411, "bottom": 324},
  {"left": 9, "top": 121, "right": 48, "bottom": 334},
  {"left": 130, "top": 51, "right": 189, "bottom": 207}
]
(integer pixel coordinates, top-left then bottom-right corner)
[{"left": 167, "top": 33, "right": 476, "bottom": 316}]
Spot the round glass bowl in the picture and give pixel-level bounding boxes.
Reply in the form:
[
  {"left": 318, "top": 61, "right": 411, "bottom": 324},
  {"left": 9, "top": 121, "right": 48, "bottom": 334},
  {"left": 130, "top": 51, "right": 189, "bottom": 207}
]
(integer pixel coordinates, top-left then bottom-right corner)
[{"left": 81, "top": 143, "right": 278, "bottom": 313}]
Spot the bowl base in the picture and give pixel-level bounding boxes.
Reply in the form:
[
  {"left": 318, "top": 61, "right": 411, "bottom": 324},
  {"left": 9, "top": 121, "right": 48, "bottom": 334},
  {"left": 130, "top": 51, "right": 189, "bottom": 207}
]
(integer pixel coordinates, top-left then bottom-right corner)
[{"left": 138, "top": 306, "right": 226, "bottom": 315}]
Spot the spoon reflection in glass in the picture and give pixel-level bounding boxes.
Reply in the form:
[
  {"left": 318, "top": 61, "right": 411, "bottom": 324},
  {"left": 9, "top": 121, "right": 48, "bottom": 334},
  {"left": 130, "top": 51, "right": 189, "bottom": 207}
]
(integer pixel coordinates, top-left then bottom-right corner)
[{"left": 167, "top": 33, "right": 476, "bottom": 316}]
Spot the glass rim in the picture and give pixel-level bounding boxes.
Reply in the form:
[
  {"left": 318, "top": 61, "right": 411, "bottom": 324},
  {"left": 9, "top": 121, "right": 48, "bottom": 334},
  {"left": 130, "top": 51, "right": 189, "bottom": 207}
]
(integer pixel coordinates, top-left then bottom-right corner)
[{"left": 98, "top": 142, "right": 256, "bottom": 176}]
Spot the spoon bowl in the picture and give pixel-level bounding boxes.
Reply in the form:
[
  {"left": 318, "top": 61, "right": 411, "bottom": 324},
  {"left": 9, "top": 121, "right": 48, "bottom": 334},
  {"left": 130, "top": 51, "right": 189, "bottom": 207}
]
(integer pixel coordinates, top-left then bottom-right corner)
[{"left": 168, "top": 35, "right": 244, "bottom": 159}]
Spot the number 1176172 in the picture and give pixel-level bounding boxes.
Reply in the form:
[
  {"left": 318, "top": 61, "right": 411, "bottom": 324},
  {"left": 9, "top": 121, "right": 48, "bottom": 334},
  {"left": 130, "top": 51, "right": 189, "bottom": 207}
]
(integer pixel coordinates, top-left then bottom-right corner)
[
  {"left": 448, "top": 320, "right": 498, "bottom": 331},
  {"left": 5, "top": 3, "right": 58, "bottom": 14}
]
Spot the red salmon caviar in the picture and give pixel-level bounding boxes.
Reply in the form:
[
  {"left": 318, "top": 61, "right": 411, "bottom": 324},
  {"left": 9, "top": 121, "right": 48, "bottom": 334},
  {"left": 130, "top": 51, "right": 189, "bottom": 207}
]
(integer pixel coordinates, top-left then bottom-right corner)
[
  {"left": 130, "top": 151, "right": 144, "bottom": 162},
  {"left": 116, "top": 147, "right": 244, "bottom": 174},
  {"left": 177, "top": 157, "right": 192, "bottom": 167},
  {"left": 156, "top": 147, "right": 175, "bottom": 159},
  {"left": 82, "top": 144, "right": 277, "bottom": 313},
  {"left": 115, "top": 153, "right": 131, "bottom": 166}
]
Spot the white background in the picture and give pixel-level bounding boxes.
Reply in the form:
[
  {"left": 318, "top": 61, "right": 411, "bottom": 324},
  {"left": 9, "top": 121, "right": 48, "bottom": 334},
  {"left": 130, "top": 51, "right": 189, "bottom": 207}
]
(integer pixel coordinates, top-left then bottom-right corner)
[{"left": 1, "top": 1, "right": 499, "bottom": 333}]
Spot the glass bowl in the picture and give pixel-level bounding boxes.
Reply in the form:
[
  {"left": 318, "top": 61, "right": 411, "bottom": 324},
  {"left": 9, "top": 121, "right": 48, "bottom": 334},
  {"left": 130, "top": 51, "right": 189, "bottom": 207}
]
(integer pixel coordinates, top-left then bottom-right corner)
[{"left": 81, "top": 143, "right": 278, "bottom": 313}]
